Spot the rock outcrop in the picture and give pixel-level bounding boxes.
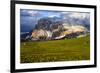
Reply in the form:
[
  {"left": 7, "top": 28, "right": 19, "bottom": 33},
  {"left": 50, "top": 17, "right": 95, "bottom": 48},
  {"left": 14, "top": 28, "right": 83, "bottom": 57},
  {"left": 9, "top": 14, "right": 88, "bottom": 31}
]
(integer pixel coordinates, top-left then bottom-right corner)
[{"left": 21, "top": 17, "right": 89, "bottom": 41}]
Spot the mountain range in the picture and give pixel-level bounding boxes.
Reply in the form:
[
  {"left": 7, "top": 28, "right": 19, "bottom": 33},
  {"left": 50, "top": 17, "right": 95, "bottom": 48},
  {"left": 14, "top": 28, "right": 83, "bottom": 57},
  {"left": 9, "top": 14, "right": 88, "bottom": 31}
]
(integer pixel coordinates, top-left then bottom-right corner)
[{"left": 21, "top": 17, "right": 89, "bottom": 41}]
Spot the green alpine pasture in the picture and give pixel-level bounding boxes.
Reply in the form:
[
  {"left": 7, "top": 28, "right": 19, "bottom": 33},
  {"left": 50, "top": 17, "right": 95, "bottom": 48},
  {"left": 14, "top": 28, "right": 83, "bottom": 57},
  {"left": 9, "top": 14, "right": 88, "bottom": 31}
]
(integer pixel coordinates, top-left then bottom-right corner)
[{"left": 20, "top": 35, "right": 90, "bottom": 63}]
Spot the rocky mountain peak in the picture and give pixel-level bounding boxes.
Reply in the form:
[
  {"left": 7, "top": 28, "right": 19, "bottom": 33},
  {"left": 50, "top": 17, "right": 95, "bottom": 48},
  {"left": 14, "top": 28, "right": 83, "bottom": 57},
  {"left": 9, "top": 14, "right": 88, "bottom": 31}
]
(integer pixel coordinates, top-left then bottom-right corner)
[{"left": 21, "top": 17, "right": 89, "bottom": 41}]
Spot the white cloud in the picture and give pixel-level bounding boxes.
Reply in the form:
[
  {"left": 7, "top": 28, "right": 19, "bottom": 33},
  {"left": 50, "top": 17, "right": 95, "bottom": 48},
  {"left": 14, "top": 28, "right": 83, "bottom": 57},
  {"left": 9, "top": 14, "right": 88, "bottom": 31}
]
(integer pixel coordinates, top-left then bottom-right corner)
[
  {"left": 21, "top": 9, "right": 39, "bottom": 16},
  {"left": 69, "top": 13, "right": 89, "bottom": 19},
  {"left": 27, "top": 11, "right": 39, "bottom": 16},
  {"left": 49, "top": 15, "right": 59, "bottom": 18},
  {"left": 61, "top": 12, "right": 89, "bottom": 20},
  {"left": 21, "top": 9, "right": 27, "bottom": 13}
]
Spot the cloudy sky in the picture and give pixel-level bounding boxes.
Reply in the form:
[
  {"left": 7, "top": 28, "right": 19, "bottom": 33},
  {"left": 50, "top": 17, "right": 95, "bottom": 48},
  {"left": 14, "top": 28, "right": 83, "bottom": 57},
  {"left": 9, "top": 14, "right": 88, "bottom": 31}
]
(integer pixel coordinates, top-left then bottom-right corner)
[{"left": 20, "top": 9, "right": 90, "bottom": 32}]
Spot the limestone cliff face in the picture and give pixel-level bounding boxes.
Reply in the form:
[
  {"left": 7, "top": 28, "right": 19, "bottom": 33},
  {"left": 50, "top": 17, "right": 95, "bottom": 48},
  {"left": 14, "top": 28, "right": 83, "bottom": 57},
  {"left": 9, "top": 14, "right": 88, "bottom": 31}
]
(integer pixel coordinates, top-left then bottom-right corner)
[
  {"left": 31, "top": 24, "right": 88, "bottom": 40},
  {"left": 63, "top": 25, "right": 87, "bottom": 34},
  {"left": 31, "top": 29, "right": 48, "bottom": 40},
  {"left": 52, "top": 25, "right": 88, "bottom": 40},
  {"left": 21, "top": 17, "right": 89, "bottom": 41}
]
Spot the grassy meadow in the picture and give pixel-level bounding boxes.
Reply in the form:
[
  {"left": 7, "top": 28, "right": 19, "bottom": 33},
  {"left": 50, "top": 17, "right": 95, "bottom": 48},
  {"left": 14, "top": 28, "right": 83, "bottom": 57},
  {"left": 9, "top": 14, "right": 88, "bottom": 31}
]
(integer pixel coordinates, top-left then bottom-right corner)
[{"left": 20, "top": 35, "right": 90, "bottom": 63}]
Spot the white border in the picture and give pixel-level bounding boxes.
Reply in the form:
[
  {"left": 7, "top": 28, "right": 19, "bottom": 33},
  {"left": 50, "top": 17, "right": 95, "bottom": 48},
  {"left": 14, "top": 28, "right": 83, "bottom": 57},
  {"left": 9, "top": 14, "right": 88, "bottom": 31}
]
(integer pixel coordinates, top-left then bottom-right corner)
[{"left": 15, "top": 4, "right": 95, "bottom": 69}]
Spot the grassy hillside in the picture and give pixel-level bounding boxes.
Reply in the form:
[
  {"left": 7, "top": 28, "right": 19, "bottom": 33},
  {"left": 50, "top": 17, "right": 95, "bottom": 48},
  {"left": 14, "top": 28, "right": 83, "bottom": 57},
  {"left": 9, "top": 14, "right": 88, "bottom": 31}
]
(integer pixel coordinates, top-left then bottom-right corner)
[{"left": 20, "top": 35, "right": 90, "bottom": 63}]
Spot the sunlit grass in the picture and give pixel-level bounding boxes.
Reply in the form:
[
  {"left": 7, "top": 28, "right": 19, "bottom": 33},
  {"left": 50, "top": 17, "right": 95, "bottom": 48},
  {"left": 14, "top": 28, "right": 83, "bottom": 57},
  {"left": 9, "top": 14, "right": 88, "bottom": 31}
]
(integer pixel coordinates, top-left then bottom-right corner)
[{"left": 20, "top": 35, "right": 90, "bottom": 63}]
